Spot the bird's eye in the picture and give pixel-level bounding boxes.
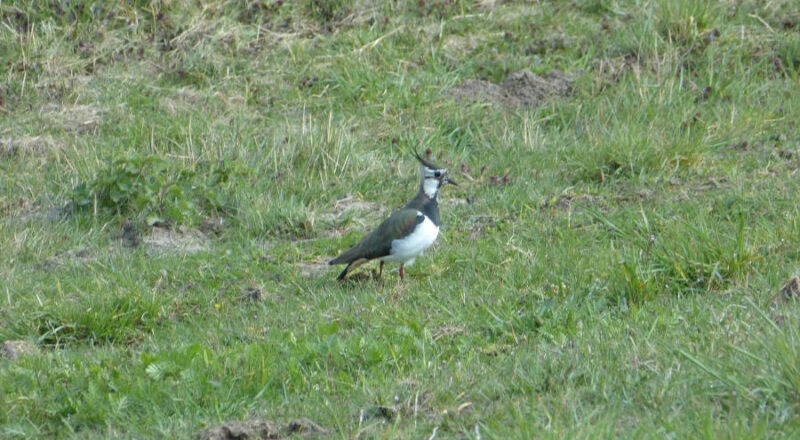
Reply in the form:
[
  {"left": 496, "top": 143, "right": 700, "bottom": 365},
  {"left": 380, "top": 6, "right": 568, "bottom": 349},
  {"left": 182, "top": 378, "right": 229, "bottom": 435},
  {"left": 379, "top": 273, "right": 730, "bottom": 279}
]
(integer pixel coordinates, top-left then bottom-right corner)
[{"left": 434, "top": 171, "right": 441, "bottom": 177}]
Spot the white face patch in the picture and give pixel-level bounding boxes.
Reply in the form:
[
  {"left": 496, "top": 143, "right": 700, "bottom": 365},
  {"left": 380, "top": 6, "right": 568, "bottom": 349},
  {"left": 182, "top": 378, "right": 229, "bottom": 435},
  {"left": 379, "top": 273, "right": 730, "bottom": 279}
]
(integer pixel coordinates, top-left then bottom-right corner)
[
  {"left": 421, "top": 166, "right": 446, "bottom": 198},
  {"left": 423, "top": 177, "right": 440, "bottom": 197}
]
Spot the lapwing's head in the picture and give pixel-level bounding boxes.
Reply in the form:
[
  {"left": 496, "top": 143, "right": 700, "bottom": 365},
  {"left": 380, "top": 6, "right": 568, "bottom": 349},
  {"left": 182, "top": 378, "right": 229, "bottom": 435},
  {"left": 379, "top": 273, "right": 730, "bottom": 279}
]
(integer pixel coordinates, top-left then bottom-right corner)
[{"left": 415, "top": 151, "right": 457, "bottom": 198}]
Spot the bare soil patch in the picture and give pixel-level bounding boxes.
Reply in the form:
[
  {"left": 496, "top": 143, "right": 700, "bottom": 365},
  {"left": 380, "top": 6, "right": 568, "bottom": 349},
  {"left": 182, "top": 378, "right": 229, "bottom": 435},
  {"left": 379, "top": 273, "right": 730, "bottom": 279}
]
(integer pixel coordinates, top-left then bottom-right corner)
[
  {"left": 320, "top": 196, "right": 386, "bottom": 222},
  {"left": 320, "top": 195, "right": 387, "bottom": 237},
  {"left": 447, "top": 69, "right": 573, "bottom": 108},
  {"left": 44, "top": 247, "right": 95, "bottom": 269},
  {"left": 781, "top": 276, "right": 800, "bottom": 300},
  {"left": 41, "top": 103, "right": 101, "bottom": 134},
  {"left": 195, "top": 417, "right": 327, "bottom": 440},
  {"left": 143, "top": 226, "right": 209, "bottom": 255},
  {"left": 1, "top": 340, "right": 40, "bottom": 360},
  {"left": 160, "top": 87, "right": 246, "bottom": 115}
]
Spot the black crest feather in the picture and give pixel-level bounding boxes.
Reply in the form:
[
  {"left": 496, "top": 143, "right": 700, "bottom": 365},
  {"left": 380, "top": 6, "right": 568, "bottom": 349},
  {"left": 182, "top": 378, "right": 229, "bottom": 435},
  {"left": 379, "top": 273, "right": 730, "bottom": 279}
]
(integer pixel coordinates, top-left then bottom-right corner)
[{"left": 413, "top": 150, "right": 445, "bottom": 170}]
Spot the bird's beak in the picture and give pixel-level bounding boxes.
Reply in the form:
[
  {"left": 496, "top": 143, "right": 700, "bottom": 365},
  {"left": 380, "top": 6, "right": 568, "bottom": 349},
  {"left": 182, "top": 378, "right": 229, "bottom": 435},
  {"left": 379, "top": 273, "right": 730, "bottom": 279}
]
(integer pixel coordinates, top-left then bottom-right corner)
[{"left": 446, "top": 176, "right": 458, "bottom": 186}]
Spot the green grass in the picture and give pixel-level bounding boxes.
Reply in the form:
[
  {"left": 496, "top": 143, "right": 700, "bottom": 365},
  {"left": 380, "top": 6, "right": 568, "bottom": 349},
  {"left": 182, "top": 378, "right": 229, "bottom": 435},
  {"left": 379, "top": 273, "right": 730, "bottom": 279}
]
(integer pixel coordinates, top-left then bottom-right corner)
[{"left": 2, "top": 0, "right": 800, "bottom": 438}]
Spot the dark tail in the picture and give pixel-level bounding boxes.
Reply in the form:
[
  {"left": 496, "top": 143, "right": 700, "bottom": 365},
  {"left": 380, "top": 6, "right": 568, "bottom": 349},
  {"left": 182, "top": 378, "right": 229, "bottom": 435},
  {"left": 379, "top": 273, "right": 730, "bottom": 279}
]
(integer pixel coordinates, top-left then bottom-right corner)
[{"left": 336, "top": 264, "right": 351, "bottom": 281}]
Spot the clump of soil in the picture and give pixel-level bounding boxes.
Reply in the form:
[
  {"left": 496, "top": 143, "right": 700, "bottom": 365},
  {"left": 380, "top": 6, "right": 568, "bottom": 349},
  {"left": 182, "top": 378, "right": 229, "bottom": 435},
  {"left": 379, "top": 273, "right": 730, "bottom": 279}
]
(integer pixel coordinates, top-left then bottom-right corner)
[
  {"left": 1, "top": 340, "right": 40, "bottom": 360},
  {"left": 143, "top": 225, "right": 209, "bottom": 255},
  {"left": 447, "top": 69, "right": 573, "bottom": 108},
  {"left": 196, "top": 419, "right": 279, "bottom": 440},
  {"left": 44, "top": 247, "right": 95, "bottom": 269},
  {"left": 448, "top": 79, "right": 505, "bottom": 105},
  {"left": 195, "top": 417, "right": 327, "bottom": 440},
  {"left": 770, "top": 276, "right": 800, "bottom": 325},
  {"left": 781, "top": 276, "right": 800, "bottom": 299}
]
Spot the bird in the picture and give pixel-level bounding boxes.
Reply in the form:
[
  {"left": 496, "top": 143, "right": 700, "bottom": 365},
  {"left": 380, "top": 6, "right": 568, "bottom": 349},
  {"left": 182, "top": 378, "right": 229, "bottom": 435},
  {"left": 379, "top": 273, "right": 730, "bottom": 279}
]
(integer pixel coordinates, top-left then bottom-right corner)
[{"left": 329, "top": 151, "right": 457, "bottom": 281}]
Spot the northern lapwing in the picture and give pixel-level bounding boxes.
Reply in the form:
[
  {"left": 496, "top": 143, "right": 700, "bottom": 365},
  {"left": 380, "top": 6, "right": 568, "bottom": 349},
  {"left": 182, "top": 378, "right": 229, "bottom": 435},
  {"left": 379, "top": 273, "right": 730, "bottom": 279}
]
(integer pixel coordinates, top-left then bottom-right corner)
[{"left": 329, "top": 152, "right": 457, "bottom": 281}]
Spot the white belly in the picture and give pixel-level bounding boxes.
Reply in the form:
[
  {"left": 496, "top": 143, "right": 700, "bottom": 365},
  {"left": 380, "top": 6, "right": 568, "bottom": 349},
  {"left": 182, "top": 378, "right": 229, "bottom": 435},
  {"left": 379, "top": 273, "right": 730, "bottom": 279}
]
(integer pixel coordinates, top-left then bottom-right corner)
[{"left": 381, "top": 214, "right": 439, "bottom": 264}]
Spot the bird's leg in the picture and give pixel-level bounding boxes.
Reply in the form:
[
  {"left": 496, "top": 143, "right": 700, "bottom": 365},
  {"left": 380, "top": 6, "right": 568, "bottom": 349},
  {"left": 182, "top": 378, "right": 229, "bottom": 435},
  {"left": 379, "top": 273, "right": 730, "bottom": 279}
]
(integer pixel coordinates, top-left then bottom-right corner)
[
  {"left": 399, "top": 264, "right": 405, "bottom": 280},
  {"left": 378, "top": 261, "right": 384, "bottom": 279}
]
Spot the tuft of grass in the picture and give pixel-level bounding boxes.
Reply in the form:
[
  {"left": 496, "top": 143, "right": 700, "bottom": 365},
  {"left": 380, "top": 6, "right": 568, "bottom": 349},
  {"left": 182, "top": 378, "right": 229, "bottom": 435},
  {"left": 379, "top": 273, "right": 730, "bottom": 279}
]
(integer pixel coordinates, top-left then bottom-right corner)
[{"left": 71, "top": 152, "right": 237, "bottom": 226}]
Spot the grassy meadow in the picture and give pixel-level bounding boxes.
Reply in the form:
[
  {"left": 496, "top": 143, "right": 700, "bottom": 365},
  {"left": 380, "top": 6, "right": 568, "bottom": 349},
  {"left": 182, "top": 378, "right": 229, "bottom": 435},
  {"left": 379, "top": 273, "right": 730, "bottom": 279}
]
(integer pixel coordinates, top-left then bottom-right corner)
[{"left": 1, "top": 0, "right": 800, "bottom": 438}]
